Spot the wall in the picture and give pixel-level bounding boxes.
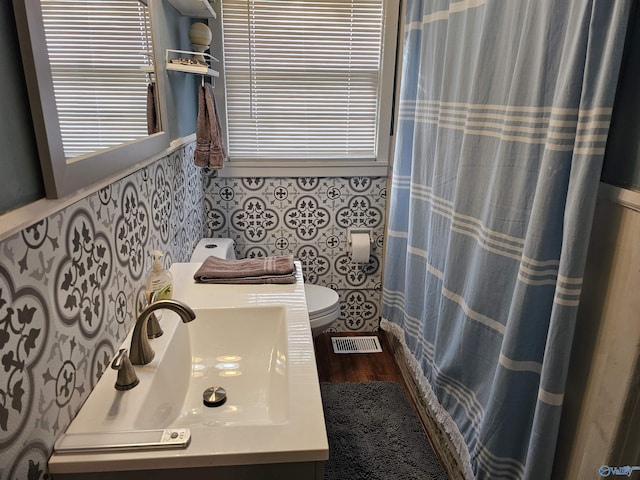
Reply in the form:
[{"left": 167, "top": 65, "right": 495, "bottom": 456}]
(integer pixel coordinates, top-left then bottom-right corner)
[
  {"left": 552, "top": 186, "right": 640, "bottom": 478},
  {"left": 155, "top": 1, "right": 201, "bottom": 140},
  {"left": 0, "top": 1, "right": 44, "bottom": 213},
  {"left": 0, "top": 144, "right": 205, "bottom": 479},
  {"left": 204, "top": 175, "right": 387, "bottom": 332},
  {"left": 601, "top": 2, "right": 640, "bottom": 191}
]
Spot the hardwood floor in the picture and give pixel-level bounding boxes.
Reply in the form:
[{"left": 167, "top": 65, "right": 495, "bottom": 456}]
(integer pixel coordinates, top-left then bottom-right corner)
[
  {"left": 313, "top": 331, "right": 405, "bottom": 384},
  {"left": 314, "top": 331, "right": 418, "bottom": 412}
]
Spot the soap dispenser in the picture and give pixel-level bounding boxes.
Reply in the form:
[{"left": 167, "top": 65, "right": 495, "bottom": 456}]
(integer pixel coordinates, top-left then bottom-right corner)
[{"left": 145, "top": 250, "right": 173, "bottom": 301}]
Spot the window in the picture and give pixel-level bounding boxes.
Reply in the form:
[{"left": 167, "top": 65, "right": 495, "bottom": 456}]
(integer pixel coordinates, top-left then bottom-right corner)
[
  {"left": 220, "top": 0, "right": 398, "bottom": 176},
  {"left": 40, "top": 0, "right": 153, "bottom": 158}
]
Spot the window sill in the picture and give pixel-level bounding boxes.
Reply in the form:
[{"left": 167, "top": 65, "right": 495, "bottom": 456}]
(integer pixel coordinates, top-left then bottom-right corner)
[{"left": 217, "top": 160, "right": 390, "bottom": 178}]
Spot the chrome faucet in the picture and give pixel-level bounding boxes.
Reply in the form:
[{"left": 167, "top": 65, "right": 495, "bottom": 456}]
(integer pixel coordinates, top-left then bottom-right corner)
[{"left": 129, "top": 299, "right": 196, "bottom": 365}]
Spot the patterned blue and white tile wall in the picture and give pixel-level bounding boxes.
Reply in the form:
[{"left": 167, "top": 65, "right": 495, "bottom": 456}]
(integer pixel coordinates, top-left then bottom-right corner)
[
  {"left": 203, "top": 176, "right": 387, "bottom": 332},
  {"left": 0, "top": 143, "right": 205, "bottom": 479}
]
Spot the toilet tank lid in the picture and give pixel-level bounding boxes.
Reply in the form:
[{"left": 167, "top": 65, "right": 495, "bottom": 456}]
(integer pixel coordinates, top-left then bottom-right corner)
[
  {"left": 191, "top": 238, "right": 236, "bottom": 262},
  {"left": 304, "top": 284, "right": 339, "bottom": 316}
]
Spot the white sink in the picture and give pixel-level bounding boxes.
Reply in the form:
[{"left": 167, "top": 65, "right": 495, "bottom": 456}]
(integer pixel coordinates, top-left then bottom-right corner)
[
  {"left": 48, "top": 262, "right": 328, "bottom": 479},
  {"left": 136, "top": 305, "right": 289, "bottom": 430}
]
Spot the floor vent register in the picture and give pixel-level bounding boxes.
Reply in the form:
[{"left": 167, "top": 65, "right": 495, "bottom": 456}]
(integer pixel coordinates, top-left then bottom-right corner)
[{"left": 331, "top": 336, "right": 383, "bottom": 354}]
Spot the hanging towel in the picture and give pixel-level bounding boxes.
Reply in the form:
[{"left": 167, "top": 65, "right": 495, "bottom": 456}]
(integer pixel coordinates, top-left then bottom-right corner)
[
  {"left": 146, "top": 82, "right": 160, "bottom": 134},
  {"left": 193, "top": 255, "right": 296, "bottom": 284},
  {"left": 195, "top": 82, "right": 226, "bottom": 169}
]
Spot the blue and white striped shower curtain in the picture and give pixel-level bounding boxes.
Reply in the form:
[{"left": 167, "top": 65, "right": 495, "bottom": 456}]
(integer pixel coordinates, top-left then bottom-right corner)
[{"left": 381, "top": 1, "right": 632, "bottom": 478}]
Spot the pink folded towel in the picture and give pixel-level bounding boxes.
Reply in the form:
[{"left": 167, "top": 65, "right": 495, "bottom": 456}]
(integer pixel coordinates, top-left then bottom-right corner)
[
  {"left": 194, "top": 255, "right": 296, "bottom": 284},
  {"left": 195, "top": 82, "right": 226, "bottom": 169}
]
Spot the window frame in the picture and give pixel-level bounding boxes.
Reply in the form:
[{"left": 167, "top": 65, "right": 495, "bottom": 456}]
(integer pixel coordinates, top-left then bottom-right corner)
[
  {"left": 218, "top": 0, "right": 399, "bottom": 178},
  {"left": 13, "top": 0, "right": 169, "bottom": 199}
]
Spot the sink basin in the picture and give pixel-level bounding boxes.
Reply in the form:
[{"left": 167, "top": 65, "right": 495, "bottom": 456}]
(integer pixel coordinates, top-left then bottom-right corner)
[
  {"left": 48, "top": 262, "right": 328, "bottom": 479},
  {"left": 135, "top": 305, "right": 288, "bottom": 430}
]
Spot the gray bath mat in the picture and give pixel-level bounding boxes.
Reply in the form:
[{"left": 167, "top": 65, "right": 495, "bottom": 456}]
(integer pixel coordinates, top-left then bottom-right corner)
[{"left": 320, "top": 381, "right": 449, "bottom": 480}]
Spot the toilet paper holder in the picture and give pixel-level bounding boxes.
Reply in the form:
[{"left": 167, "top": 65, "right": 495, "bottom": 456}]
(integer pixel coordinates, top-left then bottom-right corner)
[
  {"left": 347, "top": 228, "right": 374, "bottom": 264},
  {"left": 347, "top": 228, "right": 373, "bottom": 245}
]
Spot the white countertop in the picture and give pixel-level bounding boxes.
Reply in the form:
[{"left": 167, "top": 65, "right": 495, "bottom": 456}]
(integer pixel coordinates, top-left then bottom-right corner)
[{"left": 48, "top": 262, "right": 328, "bottom": 474}]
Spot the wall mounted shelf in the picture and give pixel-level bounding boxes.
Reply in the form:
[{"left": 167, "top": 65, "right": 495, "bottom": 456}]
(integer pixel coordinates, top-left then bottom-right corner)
[
  {"left": 165, "top": 49, "right": 220, "bottom": 77},
  {"left": 167, "top": 0, "right": 217, "bottom": 19},
  {"left": 166, "top": 62, "right": 219, "bottom": 77}
]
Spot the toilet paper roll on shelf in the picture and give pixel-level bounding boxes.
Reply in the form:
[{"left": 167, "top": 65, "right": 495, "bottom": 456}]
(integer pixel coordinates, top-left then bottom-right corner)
[{"left": 349, "top": 231, "right": 371, "bottom": 264}]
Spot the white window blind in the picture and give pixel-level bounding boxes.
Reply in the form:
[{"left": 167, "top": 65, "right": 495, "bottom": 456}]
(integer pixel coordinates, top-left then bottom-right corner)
[
  {"left": 40, "top": 0, "right": 153, "bottom": 159},
  {"left": 222, "top": 0, "right": 389, "bottom": 163}
]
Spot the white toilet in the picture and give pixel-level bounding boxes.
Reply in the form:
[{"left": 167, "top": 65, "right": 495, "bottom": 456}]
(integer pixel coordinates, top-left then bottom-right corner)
[
  {"left": 190, "top": 238, "right": 341, "bottom": 337},
  {"left": 189, "top": 238, "right": 236, "bottom": 260},
  {"left": 303, "top": 283, "right": 340, "bottom": 337}
]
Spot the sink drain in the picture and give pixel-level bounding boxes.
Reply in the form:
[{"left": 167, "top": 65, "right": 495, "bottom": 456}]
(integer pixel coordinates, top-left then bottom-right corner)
[{"left": 203, "top": 386, "right": 227, "bottom": 407}]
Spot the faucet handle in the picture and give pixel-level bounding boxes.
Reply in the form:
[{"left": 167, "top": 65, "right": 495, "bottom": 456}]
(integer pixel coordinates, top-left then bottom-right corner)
[
  {"left": 111, "top": 348, "right": 139, "bottom": 391},
  {"left": 145, "top": 291, "right": 163, "bottom": 339}
]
